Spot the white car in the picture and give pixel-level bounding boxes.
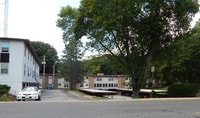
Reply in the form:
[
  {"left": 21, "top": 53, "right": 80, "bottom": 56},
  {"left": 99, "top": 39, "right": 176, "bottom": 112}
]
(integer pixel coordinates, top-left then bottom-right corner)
[{"left": 16, "top": 87, "right": 41, "bottom": 101}]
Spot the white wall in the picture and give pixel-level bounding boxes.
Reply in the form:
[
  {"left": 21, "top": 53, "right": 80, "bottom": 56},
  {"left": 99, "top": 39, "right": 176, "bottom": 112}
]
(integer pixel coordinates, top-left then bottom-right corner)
[
  {"left": 58, "top": 78, "right": 69, "bottom": 88},
  {"left": 82, "top": 77, "right": 89, "bottom": 88},
  {"left": 0, "top": 40, "right": 40, "bottom": 95},
  {"left": 0, "top": 41, "right": 24, "bottom": 94},
  {"left": 94, "top": 77, "right": 118, "bottom": 89}
]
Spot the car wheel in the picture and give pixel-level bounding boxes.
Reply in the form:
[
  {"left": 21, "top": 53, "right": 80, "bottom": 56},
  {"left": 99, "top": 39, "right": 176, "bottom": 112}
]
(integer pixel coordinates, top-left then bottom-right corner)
[
  {"left": 16, "top": 99, "right": 20, "bottom": 101},
  {"left": 36, "top": 96, "right": 41, "bottom": 101}
]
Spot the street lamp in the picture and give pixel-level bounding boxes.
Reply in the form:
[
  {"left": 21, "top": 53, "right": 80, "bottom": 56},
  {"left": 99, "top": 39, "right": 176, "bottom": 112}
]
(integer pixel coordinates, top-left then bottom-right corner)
[
  {"left": 151, "top": 66, "right": 155, "bottom": 85},
  {"left": 52, "top": 60, "right": 59, "bottom": 88}
]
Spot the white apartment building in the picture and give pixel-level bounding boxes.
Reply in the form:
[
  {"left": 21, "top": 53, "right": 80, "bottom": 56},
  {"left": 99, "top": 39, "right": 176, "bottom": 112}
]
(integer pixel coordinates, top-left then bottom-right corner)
[{"left": 0, "top": 38, "right": 40, "bottom": 95}]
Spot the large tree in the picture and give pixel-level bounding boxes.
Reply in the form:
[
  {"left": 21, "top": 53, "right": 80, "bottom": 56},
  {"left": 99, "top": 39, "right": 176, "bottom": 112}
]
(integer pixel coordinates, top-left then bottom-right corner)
[
  {"left": 31, "top": 41, "right": 58, "bottom": 73},
  {"left": 73, "top": 0, "right": 198, "bottom": 97},
  {"left": 57, "top": 6, "right": 84, "bottom": 90}
]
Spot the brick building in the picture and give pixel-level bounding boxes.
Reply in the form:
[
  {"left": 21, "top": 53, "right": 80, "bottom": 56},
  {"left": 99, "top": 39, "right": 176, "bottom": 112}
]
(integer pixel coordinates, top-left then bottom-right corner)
[{"left": 82, "top": 73, "right": 131, "bottom": 90}]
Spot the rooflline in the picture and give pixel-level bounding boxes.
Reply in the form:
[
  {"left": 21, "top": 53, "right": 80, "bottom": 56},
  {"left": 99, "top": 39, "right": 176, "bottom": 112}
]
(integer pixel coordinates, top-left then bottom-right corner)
[{"left": 0, "top": 37, "right": 41, "bottom": 66}]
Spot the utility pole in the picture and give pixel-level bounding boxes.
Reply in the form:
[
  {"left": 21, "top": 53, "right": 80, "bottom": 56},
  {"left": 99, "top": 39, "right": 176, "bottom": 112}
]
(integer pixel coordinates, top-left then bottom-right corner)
[
  {"left": 4, "top": 0, "right": 8, "bottom": 37},
  {"left": 42, "top": 55, "right": 46, "bottom": 88},
  {"left": 53, "top": 60, "right": 58, "bottom": 89},
  {"left": 1, "top": 0, "right": 9, "bottom": 37}
]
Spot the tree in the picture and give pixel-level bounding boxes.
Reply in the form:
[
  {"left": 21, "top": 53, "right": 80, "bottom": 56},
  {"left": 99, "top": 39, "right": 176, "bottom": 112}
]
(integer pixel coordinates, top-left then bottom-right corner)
[
  {"left": 83, "top": 54, "right": 125, "bottom": 75},
  {"left": 74, "top": 0, "right": 198, "bottom": 97},
  {"left": 57, "top": 6, "right": 84, "bottom": 90},
  {"left": 31, "top": 41, "right": 58, "bottom": 73},
  {"left": 158, "top": 21, "right": 200, "bottom": 85}
]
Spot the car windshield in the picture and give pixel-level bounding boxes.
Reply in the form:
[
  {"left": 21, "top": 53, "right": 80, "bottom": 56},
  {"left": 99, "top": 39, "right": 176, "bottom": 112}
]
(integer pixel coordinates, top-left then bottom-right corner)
[{"left": 22, "top": 87, "right": 38, "bottom": 92}]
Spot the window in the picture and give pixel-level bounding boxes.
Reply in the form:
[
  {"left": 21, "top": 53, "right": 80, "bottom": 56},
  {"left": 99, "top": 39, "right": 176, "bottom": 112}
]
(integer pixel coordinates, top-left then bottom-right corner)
[
  {"left": 1, "top": 63, "right": 8, "bottom": 74},
  {"left": 0, "top": 53, "right": 9, "bottom": 62},
  {"left": 24, "top": 47, "right": 26, "bottom": 57},
  {"left": 109, "top": 78, "right": 113, "bottom": 81},
  {"left": 1, "top": 42, "right": 9, "bottom": 53},
  {"left": 97, "top": 77, "right": 102, "bottom": 81},
  {"left": 103, "top": 83, "right": 107, "bottom": 87},
  {"left": 24, "top": 65, "right": 26, "bottom": 76},
  {"left": 27, "top": 67, "right": 29, "bottom": 76},
  {"left": 109, "top": 83, "right": 113, "bottom": 87}
]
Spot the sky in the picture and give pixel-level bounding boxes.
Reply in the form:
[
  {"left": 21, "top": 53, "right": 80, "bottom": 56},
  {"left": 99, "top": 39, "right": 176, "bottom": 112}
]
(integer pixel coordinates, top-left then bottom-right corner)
[
  {"left": 0, "top": 0, "right": 200, "bottom": 57},
  {"left": 0, "top": 0, "right": 81, "bottom": 57}
]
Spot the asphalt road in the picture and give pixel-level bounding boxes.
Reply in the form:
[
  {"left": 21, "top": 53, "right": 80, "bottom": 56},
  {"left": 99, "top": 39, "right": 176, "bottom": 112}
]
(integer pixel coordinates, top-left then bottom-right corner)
[
  {"left": 41, "top": 89, "right": 85, "bottom": 101},
  {"left": 0, "top": 99, "right": 200, "bottom": 118}
]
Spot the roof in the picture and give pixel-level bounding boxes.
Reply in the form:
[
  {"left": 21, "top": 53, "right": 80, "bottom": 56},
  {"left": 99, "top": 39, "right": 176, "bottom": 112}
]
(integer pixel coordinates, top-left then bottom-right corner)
[
  {"left": 0, "top": 37, "right": 40, "bottom": 65},
  {"left": 87, "top": 74, "right": 129, "bottom": 78}
]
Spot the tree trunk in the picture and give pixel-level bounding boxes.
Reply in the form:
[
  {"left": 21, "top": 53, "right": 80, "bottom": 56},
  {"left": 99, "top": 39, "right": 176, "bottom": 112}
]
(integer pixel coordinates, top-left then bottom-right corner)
[{"left": 131, "top": 76, "right": 140, "bottom": 98}]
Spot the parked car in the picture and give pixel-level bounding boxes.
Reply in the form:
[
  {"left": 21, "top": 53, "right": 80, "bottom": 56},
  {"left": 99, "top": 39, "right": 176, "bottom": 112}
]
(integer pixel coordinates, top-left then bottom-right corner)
[{"left": 16, "top": 87, "right": 41, "bottom": 101}]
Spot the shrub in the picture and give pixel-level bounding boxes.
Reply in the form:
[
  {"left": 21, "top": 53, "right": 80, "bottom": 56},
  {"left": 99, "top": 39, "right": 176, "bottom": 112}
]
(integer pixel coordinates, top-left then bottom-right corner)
[
  {"left": 168, "top": 83, "right": 200, "bottom": 97},
  {"left": 0, "top": 85, "right": 11, "bottom": 96}
]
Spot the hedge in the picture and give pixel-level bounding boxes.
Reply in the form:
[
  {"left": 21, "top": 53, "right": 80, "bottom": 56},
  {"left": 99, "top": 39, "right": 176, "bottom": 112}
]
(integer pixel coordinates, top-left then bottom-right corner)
[
  {"left": 168, "top": 83, "right": 200, "bottom": 97},
  {"left": 0, "top": 85, "right": 11, "bottom": 96}
]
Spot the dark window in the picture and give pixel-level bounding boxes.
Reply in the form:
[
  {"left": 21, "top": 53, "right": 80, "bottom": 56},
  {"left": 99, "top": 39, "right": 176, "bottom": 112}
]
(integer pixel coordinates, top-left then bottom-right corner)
[{"left": 0, "top": 53, "right": 9, "bottom": 62}]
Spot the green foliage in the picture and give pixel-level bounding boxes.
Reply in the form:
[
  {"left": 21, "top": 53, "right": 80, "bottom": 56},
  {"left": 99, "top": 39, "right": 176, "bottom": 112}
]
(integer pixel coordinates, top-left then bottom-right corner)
[
  {"left": 168, "top": 83, "right": 200, "bottom": 97},
  {"left": 75, "top": 0, "right": 198, "bottom": 96},
  {"left": 157, "top": 21, "right": 200, "bottom": 85},
  {"left": 0, "top": 85, "right": 10, "bottom": 96},
  {"left": 57, "top": 6, "right": 84, "bottom": 90},
  {"left": 83, "top": 54, "right": 125, "bottom": 75},
  {"left": 31, "top": 41, "right": 58, "bottom": 73},
  {"left": 57, "top": 0, "right": 198, "bottom": 97}
]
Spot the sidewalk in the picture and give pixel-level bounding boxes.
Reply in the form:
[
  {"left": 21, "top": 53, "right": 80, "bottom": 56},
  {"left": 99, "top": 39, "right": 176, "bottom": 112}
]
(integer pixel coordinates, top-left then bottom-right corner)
[{"left": 70, "top": 90, "right": 200, "bottom": 101}]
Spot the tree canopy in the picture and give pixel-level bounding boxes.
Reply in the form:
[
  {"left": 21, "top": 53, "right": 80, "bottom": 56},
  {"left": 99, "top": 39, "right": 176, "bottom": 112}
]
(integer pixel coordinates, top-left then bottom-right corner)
[
  {"left": 83, "top": 54, "right": 125, "bottom": 75},
  {"left": 31, "top": 41, "right": 58, "bottom": 73},
  {"left": 73, "top": 0, "right": 198, "bottom": 97},
  {"left": 57, "top": 6, "right": 84, "bottom": 90},
  {"left": 157, "top": 21, "right": 200, "bottom": 85}
]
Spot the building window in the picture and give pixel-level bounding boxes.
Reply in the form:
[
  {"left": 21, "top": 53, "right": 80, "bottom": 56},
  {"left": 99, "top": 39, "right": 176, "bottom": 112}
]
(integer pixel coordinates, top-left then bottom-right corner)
[
  {"left": 103, "top": 83, "right": 107, "bottom": 87},
  {"left": 24, "top": 47, "right": 26, "bottom": 57},
  {"left": 109, "top": 83, "right": 114, "bottom": 87},
  {"left": 1, "top": 63, "right": 8, "bottom": 74},
  {"left": 1, "top": 42, "right": 9, "bottom": 53},
  {"left": 97, "top": 77, "right": 102, "bottom": 81},
  {"left": 0, "top": 53, "right": 9, "bottom": 62},
  {"left": 109, "top": 78, "right": 113, "bottom": 81},
  {"left": 24, "top": 65, "right": 26, "bottom": 76},
  {"left": 58, "top": 83, "right": 61, "bottom": 86},
  {"left": 27, "top": 67, "right": 29, "bottom": 76}
]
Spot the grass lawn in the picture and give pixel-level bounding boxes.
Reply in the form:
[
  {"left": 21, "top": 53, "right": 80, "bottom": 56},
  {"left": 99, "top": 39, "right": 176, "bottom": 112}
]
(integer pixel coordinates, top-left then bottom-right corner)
[{"left": 0, "top": 94, "right": 16, "bottom": 101}]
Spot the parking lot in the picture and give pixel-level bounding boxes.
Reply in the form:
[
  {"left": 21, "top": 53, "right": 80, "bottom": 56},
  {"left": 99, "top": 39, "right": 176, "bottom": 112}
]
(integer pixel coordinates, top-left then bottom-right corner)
[{"left": 41, "top": 89, "right": 85, "bottom": 101}]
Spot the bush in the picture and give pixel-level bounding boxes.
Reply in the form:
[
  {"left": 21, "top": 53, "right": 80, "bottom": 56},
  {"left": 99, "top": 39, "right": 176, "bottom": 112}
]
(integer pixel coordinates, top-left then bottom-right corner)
[
  {"left": 168, "top": 83, "right": 200, "bottom": 97},
  {"left": 0, "top": 85, "right": 11, "bottom": 96}
]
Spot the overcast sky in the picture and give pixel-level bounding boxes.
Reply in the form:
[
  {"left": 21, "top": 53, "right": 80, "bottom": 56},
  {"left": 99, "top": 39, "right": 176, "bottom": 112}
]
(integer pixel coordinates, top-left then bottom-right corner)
[
  {"left": 0, "top": 0, "right": 200, "bottom": 57},
  {"left": 0, "top": 0, "right": 80, "bottom": 57}
]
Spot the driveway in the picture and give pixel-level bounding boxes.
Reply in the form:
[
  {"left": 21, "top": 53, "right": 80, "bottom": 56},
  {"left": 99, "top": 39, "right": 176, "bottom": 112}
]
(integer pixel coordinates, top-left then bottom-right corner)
[{"left": 41, "top": 89, "right": 85, "bottom": 101}]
